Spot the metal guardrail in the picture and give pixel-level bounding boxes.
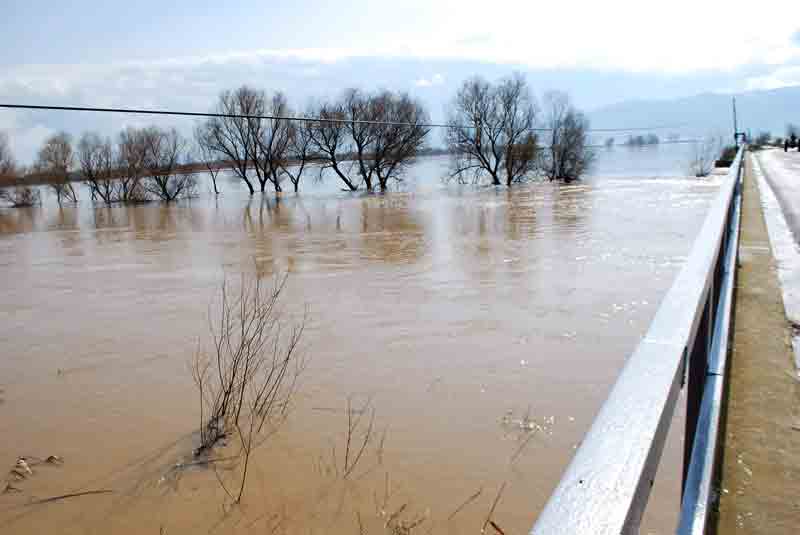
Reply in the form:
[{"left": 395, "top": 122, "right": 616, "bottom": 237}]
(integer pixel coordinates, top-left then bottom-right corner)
[{"left": 531, "top": 146, "right": 745, "bottom": 535}]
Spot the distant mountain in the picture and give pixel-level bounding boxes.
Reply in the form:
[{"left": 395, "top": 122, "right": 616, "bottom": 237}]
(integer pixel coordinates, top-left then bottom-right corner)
[{"left": 588, "top": 86, "right": 800, "bottom": 139}]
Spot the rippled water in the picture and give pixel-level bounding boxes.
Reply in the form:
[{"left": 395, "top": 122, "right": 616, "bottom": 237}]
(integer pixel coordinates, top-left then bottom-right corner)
[{"left": 0, "top": 149, "right": 720, "bottom": 534}]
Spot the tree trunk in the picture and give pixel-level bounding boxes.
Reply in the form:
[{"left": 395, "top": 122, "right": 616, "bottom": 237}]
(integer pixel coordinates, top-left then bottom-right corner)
[{"left": 242, "top": 177, "right": 255, "bottom": 195}]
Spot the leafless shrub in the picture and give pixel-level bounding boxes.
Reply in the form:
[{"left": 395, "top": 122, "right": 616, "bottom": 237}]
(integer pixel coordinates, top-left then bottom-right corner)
[
  {"left": 687, "top": 136, "right": 722, "bottom": 177},
  {"left": 36, "top": 132, "right": 78, "bottom": 204},
  {"left": 446, "top": 73, "right": 539, "bottom": 186},
  {"left": 78, "top": 132, "right": 119, "bottom": 204},
  {"left": 142, "top": 127, "right": 196, "bottom": 202},
  {"left": 191, "top": 271, "right": 306, "bottom": 503},
  {"left": 542, "top": 91, "right": 593, "bottom": 182}
]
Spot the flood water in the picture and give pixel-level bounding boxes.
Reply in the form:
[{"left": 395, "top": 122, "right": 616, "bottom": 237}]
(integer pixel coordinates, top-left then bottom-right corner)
[{"left": 1, "top": 146, "right": 720, "bottom": 534}]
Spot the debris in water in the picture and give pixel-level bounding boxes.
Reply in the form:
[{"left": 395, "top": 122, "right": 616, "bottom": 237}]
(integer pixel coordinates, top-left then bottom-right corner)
[
  {"left": 16, "top": 458, "right": 32, "bottom": 475},
  {"left": 26, "top": 489, "right": 113, "bottom": 505}
]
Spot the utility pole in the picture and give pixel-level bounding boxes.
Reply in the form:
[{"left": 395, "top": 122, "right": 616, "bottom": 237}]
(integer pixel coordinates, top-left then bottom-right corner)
[{"left": 732, "top": 96, "right": 740, "bottom": 145}]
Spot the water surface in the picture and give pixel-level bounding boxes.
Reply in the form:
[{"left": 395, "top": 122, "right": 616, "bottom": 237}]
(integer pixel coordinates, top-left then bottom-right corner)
[{"left": 0, "top": 149, "right": 719, "bottom": 534}]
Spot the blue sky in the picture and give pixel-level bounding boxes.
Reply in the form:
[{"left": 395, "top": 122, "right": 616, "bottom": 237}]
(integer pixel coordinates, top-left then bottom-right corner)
[{"left": 2, "top": 0, "right": 800, "bottom": 161}]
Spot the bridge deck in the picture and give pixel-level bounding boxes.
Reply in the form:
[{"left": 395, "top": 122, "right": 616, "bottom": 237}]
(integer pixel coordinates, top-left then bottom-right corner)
[{"left": 715, "top": 154, "right": 800, "bottom": 533}]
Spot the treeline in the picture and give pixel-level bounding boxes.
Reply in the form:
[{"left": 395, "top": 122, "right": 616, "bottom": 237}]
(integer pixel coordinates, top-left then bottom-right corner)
[
  {"left": 0, "top": 127, "right": 196, "bottom": 206},
  {"left": 0, "top": 73, "right": 594, "bottom": 207},
  {"left": 624, "top": 134, "right": 660, "bottom": 146}
]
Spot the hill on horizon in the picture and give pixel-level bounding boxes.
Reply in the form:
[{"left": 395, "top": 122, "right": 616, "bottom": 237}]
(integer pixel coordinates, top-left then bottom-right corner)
[{"left": 588, "top": 85, "right": 800, "bottom": 140}]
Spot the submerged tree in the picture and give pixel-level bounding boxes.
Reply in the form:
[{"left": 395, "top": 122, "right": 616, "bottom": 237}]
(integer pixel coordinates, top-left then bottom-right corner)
[
  {"left": 142, "top": 127, "right": 196, "bottom": 202},
  {"left": 308, "top": 89, "right": 429, "bottom": 192},
  {"left": 0, "top": 136, "right": 40, "bottom": 207},
  {"left": 279, "top": 117, "right": 314, "bottom": 193},
  {"left": 117, "top": 127, "right": 150, "bottom": 202},
  {"left": 252, "top": 92, "right": 292, "bottom": 193},
  {"left": 78, "top": 132, "right": 118, "bottom": 204},
  {"left": 369, "top": 91, "right": 430, "bottom": 191},
  {"left": 200, "top": 87, "right": 263, "bottom": 195},
  {"left": 36, "top": 132, "right": 78, "bottom": 204},
  {"left": 306, "top": 100, "right": 359, "bottom": 191},
  {"left": 446, "top": 73, "right": 539, "bottom": 186},
  {"left": 541, "top": 91, "right": 593, "bottom": 182},
  {"left": 194, "top": 126, "right": 223, "bottom": 195},
  {"left": 0, "top": 132, "right": 14, "bottom": 180}
]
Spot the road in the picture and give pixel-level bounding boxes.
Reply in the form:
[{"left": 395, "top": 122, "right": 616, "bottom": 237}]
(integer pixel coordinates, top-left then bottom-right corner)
[{"left": 756, "top": 148, "right": 800, "bottom": 244}]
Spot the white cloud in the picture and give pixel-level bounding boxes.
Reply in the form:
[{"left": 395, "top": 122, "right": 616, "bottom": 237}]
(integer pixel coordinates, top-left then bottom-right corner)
[
  {"left": 745, "top": 65, "right": 800, "bottom": 91},
  {"left": 414, "top": 73, "right": 445, "bottom": 87}
]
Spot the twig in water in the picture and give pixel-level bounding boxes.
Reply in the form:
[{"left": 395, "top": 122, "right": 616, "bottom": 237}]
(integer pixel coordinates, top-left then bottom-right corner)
[
  {"left": 481, "top": 482, "right": 506, "bottom": 534},
  {"left": 27, "top": 489, "right": 113, "bottom": 505},
  {"left": 510, "top": 432, "right": 536, "bottom": 464},
  {"left": 386, "top": 503, "right": 408, "bottom": 528},
  {"left": 448, "top": 487, "right": 483, "bottom": 521},
  {"left": 377, "top": 427, "right": 388, "bottom": 465},
  {"left": 489, "top": 520, "right": 506, "bottom": 534}
]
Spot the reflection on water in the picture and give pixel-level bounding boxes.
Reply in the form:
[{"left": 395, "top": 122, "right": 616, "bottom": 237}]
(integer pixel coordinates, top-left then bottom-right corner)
[{"left": 0, "top": 155, "right": 720, "bottom": 534}]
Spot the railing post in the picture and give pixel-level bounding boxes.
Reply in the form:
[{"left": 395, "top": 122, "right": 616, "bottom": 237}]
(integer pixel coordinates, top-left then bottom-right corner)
[{"left": 683, "top": 293, "right": 711, "bottom": 493}]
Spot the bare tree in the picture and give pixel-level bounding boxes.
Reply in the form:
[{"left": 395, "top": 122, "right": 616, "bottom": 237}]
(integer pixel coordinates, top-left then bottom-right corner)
[
  {"left": 306, "top": 90, "right": 429, "bottom": 192},
  {"left": 753, "top": 131, "right": 771, "bottom": 149},
  {"left": 191, "top": 271, "right": 305, "bottom": 503},
  {"left": 201, "top": 87, "right": 263, "bottom": 195},
  {"left": 542, "top": 91, "right": 593, "bottom": 182},
  {"left": 0, "top": 137, "right": 41, "bottom": 206},
  {"left": 446, "top": 74, "right": 539, "bottom": 186},
  {"left": 279, "top": 118, "right": 314, "bottom": 193},
  {"left": 370, "top": 91, "right": 430, "bottom": 191},
  {"left": 36, "top": 132, "right": 78, "bottom": 204},
  {"left": 194, "top": 125, "right": 222, "bottom": 195},
  {"left": 343, "top": 88, "right": 379, "bottom": 191},
  {"left": 307, "top": 100, "right": 360, "bottom": 191},
  {"left": 0, "top": 132, "right": 14, "bottom": 180},
  {"left": 0, "top": 183, "right": 41, "bottom": 207},
  {"left": 252, "top": 92, "right": 292, "bottom": 193},
  {"left": 78, "top": 132, "right": 119, "bottom": 204},
  {"left": 142, "top": 127, "right": 196, "bottom": 202},
  {"left": 786, "top": 123, "right": 799, "bottom": 144},
  {"left": 117, "top": 127, "right": 149, "bottom": 202},
  {"left": 687, "top": 136, "right": 722, "bottom": 177}
]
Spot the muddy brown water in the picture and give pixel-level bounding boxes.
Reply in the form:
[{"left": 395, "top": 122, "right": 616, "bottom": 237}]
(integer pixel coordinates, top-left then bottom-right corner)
[{"left": 0, "top": 162, "right": 720, "bottom": 534}]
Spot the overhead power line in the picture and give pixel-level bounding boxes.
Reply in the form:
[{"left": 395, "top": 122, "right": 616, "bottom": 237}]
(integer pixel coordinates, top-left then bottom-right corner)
[{"left": 0, "top": 103, "right": 685, "bottom": 133}]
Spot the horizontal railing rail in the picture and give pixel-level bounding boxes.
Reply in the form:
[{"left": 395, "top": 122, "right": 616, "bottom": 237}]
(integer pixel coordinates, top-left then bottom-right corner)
[{"left": 531, "top": 146, "right": 744, "bottom": 535}]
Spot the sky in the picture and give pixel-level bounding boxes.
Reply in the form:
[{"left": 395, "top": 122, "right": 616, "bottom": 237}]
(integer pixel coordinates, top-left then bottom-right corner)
[{"left": 2, "top": 0, "right": 800, "bottom": 162}]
